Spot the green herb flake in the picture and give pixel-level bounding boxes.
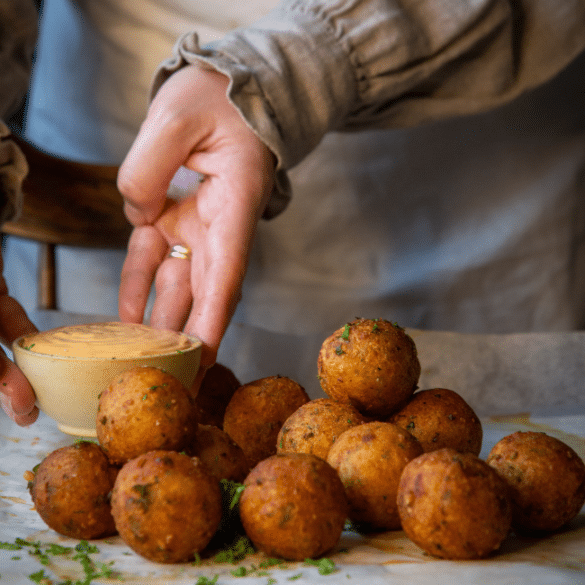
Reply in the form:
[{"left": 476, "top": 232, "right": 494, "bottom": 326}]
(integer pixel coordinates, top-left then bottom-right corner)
[
  {"left": 288, "top": 574, "right": 303, "bottom": 581},
  {"left": 0, "top": 542, "right": 23, "bottom": 551},
  {"left": 28, "top": 568, "right": 47, "bottom": 583},
  {"left": 214, "top": 535, "right": 254, "bottom": 564},
  {"left": 45, "top": 543, "right": 72, "bottom": 555},
  {"left": 305, "top": 557, "right": 337, "bottom": 575},
  {"left": 131, "top": 483, "right": 153, "bottom": 511},
  {"left": 220, "top": 479, "right": 246, "bottom": 510},
  {"left": 340, "top": 324, "right": 351, "bottom": 340},
  {"left": 259, "top": 558, "right": 286, "bottom": 569},
  {"left": 335, "top": 346, "right": 345, "bottom": 355},
  {"left": 195, "top": 576, "right": 219, "bottom": 585},
  {"left": 75, "top": 540, "right": 99, "bottom": 554},
  {"left": 231, "top": 566, "right": 248, "bottom": 577}
]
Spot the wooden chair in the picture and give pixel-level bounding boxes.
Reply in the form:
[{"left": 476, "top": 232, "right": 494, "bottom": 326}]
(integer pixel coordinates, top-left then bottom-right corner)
[{"left": 1, "top": 134, "right": 132, "bottom": 310}]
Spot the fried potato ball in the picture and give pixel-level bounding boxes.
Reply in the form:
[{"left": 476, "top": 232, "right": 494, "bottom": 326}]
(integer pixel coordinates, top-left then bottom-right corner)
[
  {"left": 195, "top": 363, "right": 241, "bottom": 428},
  {"left": 397, "top": 448, "right": 512, "bottom": 559},
  {"left": 487, "top": 431, "right": 585, "bottom": 533},
  {"left": 326, "top": 421, "right": 423, "bottom": 530},
  {"left": 111, "top": 450, "right": 222, "bottom": 563},
  {"left": 223, "top": 375, "right": 310, "bottom": 468},
  {"left": 388, "top": 388, "right": 482, "bottom": 455},
  {"left": 317, "top": 318, "right": 420, "bottom": 418},
  {"left": 28, "top": 441, "right": 118, "bottom": 540},
  {"left": 239, "top": 452, "right": 348, "bottom": 560},
  {"left": 96, "top": 366, "right": 198, "bottom": 465},
  {"left": 276, "top": 398, "right": 367, "bottom": 460},
  {"left": 186, "top": 424, "right": 250, "bottom": 482}
]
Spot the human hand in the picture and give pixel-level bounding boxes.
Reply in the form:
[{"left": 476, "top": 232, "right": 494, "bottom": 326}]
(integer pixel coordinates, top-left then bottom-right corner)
[
  {"left": 117, "top": 65, "right": 275, "bottom": 367},
  {"left": 0, "top": 255, "right": 39, "bottom": 425}
]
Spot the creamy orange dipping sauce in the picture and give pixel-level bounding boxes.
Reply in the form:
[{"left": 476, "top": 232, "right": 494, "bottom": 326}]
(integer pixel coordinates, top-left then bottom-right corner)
[{"left": 19, "top": 322, "right": 196, "bottom": 359}]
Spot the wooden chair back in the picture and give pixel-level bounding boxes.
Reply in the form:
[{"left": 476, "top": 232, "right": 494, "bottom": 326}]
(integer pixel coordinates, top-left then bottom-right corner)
[{"left": 1, "top": 135, "right": 132, "bottom": 310}]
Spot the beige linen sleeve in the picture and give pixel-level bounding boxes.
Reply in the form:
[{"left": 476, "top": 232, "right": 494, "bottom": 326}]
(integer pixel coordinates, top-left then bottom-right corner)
[
  {"left": 152, "top": 0, "right": 585, "bottom": 215},
  {"left": 0, "top": 122, "right": 28, "bottom": 225},
  {"left": 0, "top": 0, "right": 38, "bottom": 224}
]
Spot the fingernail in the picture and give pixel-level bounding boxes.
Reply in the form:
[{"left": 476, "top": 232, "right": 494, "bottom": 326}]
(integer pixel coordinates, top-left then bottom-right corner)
[{"left": 0, "top": 394, "right": 15, "bottom": 420}]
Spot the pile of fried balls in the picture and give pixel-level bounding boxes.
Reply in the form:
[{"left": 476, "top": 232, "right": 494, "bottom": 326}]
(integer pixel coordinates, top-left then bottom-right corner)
[{"left": 26, "top": 318, "right": 585, "bottom": 564}]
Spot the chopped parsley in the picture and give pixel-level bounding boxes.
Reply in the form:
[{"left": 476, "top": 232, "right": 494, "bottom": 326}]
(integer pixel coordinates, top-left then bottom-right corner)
[
  {"left": 220, "top": 478, "right": 245, "bottom": 511},
  {"left": 195, "top": 576, "right": 218, "bottom": 585},
  {"left": 340, "top": 324, "right": 351, "bottom": 340},
  {"left": 131, "top": 483, "right": 153, "bottom": 511},
  {"left": 304, "top": 557, "right": 337, "bottom": 575},
  {"left": 214, "top": 535, "right": 254, "bottom": 564},
  {"left": 0, "top": 542, "right": 22, "bottom": 551},
  {"left": 0, "top": 538, "right": 121, "bottom": 585},
  {"left": 231, "top": 565, "right": 248, "bottom": 577}
]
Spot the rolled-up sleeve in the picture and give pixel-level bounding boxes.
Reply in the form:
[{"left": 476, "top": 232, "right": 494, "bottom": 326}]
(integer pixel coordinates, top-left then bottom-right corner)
[
  {"left": 0, "top": 0, "right": 37, "bottom": 225},
  {"left": 0, "top": 122, "right": 27, "bottom": 225},
  {"left": 152, "top": 0, "right": 585, "bottom": 214}
]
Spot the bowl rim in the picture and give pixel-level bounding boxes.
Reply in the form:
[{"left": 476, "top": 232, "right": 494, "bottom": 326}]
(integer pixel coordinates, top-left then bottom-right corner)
[{"left": 12, "top": 333, "right": 202, "bottom": 362}]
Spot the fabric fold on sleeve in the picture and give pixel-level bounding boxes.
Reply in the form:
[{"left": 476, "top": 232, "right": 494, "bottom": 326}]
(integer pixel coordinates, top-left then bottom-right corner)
[{"left": 0, "top": 122, "right": 27, "bottom": 226}]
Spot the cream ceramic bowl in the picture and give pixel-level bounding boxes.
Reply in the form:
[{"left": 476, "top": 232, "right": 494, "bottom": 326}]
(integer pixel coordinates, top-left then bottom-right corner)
[{"left": 13, "top": 322, "right": 202, "bottom": 437}]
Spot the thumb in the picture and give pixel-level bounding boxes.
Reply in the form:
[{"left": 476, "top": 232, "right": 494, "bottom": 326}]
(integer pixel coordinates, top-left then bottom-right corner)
[{"left": 0, "top": 351, "right": 38, "bottom": 425}]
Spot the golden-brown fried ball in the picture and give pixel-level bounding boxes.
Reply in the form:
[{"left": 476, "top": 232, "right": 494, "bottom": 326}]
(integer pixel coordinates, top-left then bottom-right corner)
[
  {"left": 388, "top": 388, "right": 482, "bottom": 455},
  {"left": 326, "top": 421, "right": 423, "bottom": 530},
  {"left": 223, "top": 375, "right": 310, "bottom": 468},
  {"left": 195, "top": 363, "right": 241, "bottom": 428},
  {"left": 277, "top": 398, "right": 367, "bottom": 460},
  {"left": 239, "top": 452, "right": 348, "bottom": 560},
  {"left": 28, "top": 441, "right": 118, "bottom": 539},
  {"left": 397, "top": 449, "right": 512, "bottom": 559},
  {"left": 186, "top": 424, "right": 250, "bottom": 482},
  {"left": 111, "top": 450, "right": 222, "bottom": 563},
  {"left": 487, "top": 431, "right": 585, "bottom": 533},
  {"left": 96, "top": 366, "right": 198, "bottom": 464},
  {"left": 317, "top": 318, "right": 420, "bottom": 418}
]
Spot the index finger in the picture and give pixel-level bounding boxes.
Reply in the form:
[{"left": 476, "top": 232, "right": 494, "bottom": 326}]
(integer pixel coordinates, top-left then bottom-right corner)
[
  {"left": 117, "top": 66, "right": 226, "bottom": 226},
  {"left": 117, "top": 110, "right": 190, "bottom": 226}
]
